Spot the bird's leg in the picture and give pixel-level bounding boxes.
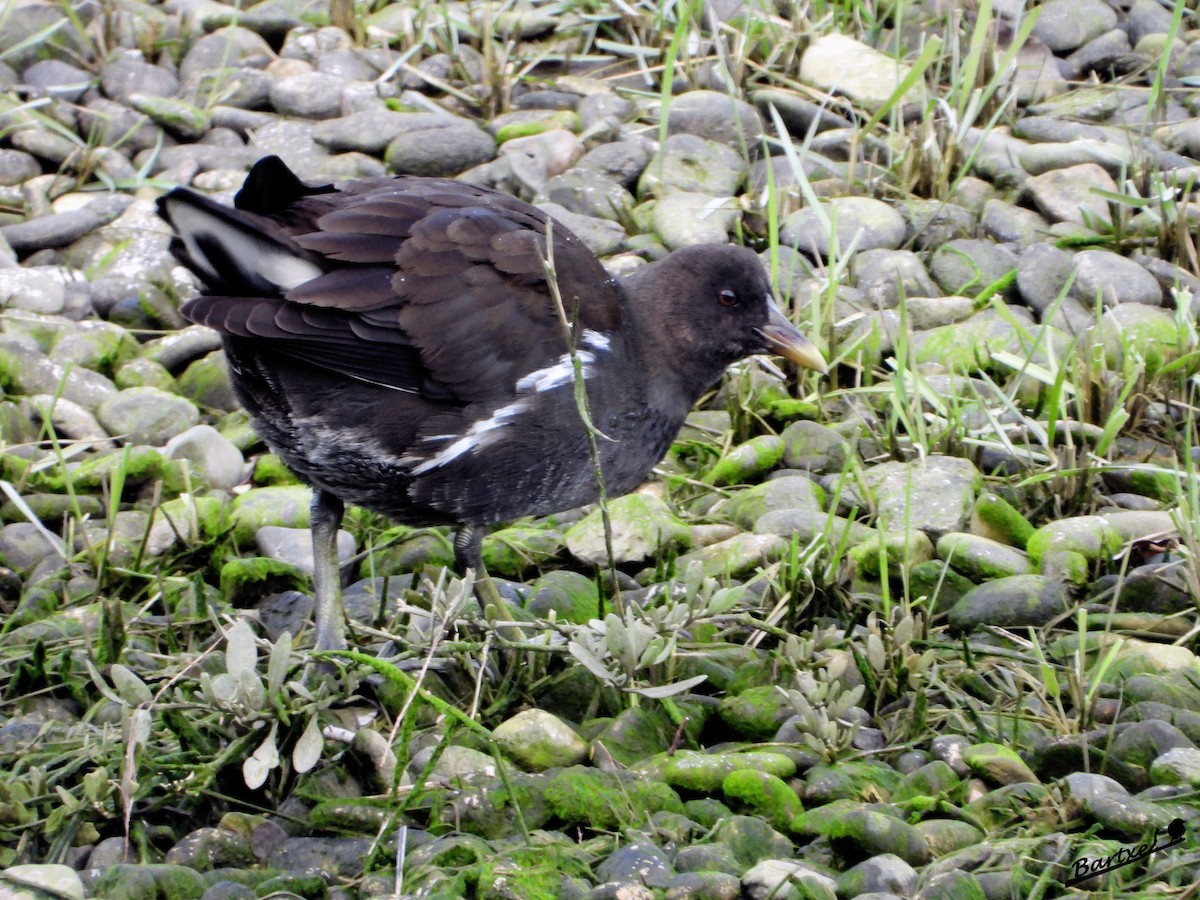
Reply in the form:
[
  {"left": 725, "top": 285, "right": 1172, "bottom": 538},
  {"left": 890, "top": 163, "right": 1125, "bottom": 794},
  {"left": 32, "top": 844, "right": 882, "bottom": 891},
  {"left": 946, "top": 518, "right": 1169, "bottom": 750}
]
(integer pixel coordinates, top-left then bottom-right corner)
[
  {"left": 454, "top": 525, "right": 508, "bottom": 621},
  {"left": 310, "top": 489, "right": 347, "bottom": 652}
]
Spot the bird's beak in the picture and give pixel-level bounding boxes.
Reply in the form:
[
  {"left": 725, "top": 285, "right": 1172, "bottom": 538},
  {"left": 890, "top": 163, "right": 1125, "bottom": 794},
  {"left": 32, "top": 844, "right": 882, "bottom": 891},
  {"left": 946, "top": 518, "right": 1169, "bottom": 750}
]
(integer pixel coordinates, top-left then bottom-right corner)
[{"left": 757, "top": 299, "right": 828, "bottom": 374}]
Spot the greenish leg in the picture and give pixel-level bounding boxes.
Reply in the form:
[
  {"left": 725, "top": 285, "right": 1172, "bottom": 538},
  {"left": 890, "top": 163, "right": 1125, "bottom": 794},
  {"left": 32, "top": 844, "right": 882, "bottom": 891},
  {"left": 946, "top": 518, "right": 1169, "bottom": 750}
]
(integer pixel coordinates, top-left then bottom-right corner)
[{"left": 311, "top": 489, "right": 347, "bottom": 652}]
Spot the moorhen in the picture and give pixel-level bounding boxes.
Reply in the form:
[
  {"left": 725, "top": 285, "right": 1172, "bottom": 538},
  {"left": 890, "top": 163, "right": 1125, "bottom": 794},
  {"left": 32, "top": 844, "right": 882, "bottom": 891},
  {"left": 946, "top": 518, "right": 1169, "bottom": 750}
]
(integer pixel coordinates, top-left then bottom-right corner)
[{"left": 158, "top": 156, "right": 827, "bottom": 651}]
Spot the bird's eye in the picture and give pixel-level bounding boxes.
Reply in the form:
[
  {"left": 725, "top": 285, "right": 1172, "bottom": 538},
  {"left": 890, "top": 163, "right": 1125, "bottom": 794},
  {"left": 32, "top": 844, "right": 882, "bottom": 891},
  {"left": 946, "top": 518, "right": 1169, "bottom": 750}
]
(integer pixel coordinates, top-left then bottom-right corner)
[{"left": 718, "top": 289, "right": 738, "bottom": 307}]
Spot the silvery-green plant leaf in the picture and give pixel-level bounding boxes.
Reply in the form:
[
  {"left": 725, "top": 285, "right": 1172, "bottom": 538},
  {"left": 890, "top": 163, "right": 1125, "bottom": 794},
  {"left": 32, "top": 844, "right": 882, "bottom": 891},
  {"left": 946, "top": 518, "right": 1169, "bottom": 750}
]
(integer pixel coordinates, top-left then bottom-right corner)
[
  {"left": 128, "top": 708, "right": 151, "bottom": 746},
  {"left": 638, "top": 635, "right": 675, "bottom": 669},
  {"left": 83, "top": 768, "right": 108, "bottom": 804},
  {"left": 603, "top": 613, "right": 631, "bottom": 665},
  {"left": 867, "top": 633, "right": 886, "bottom": 671},
  {"left": 706, "top": 586, "right": 744, "bottom": 616},
  {"left": 567, "top": 640, "right": 620, "bottom": 685},
  {"left": 86, "top": 659, "right": 125, "bottom": 706},
  {"left": 110, "top": 664, "right": 153, "bottom": 706},
  {"left": 630, "top": 674, "right": 707, "bottom": 699},
  {"left": 267, "top": 631, "right": 292, "bottom": 696},
  {"left": 292, "top": 715, "right": 323, "bottom": 774},
  {"left": 206, "top": 673, "right": 237, "bottom": 706},
  {"left": 226, "top": 619, "right": 257, "bottom": 678},
  {"left": 235, "top": 669, "right": 266, "bottom": 711},
  {"left": 243, "top": 724, "right": 279, "bottom": 790}
]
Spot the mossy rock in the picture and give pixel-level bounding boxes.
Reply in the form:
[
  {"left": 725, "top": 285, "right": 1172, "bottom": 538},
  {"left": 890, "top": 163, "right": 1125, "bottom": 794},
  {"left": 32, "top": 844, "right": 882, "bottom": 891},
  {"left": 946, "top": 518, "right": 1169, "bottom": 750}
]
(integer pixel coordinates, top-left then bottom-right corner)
[
  {"left": 252, "top": 453, "right": 300, "bottom": 486},
  {"left": 219, "top": 556, "right": 305, "bottom": 605},
  {"left": 972, "top": 492, "right": 1035, "bottom": 549},
  {"left": 483, "top": 524, "right": 565, "bottom": 575},
  {"left": 93, "top": 864, "right": 207, "bottom": 900},
  {"left": 721, "top": 769, "right": 802, "bottom": 832},
  {"left": 1026, "top": 515, "right": 1124, "bottom": 567},
  {"left": 544, "top": 766, "right": 683, "bottom": 829},
  {"left": 717, "top": 685, "right": 794, "bottom": 740},
  {"left": 704, "top": 434, "right": 785, "bottom": 486},
  {"left": 849, "top": 528, "right": 934, "bottom": 578},
  {"left": 524, "top": 569, "right": 598, "bottom": 624},
  {"left": 229, "top": 485, "right": 312, "bottom": 543},
  {"left": 428, "top": 775, "right": 552, "bottom": 840}
]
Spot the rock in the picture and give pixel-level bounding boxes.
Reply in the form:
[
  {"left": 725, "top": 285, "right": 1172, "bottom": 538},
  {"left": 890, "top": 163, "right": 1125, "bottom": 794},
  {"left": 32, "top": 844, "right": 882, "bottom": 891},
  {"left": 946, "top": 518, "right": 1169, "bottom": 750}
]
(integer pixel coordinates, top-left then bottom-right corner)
[
  {"left": 705, "top": 434, "right": 784, "bottom": 486},
  {"left": 666, "top": 89, "right": 763, "bottom": 150},
  {"left": 862, "top": 456, "right": 980, "bottom": 538},
  {"left": 230, "top": 485, "right": 313, "bottom": 542},
  {"left": 723, "top": 476, "right": 825, "bottom": 530},
  {"left": 799, "top": 34, "right": 927, "bottom": 113},
  {"left": 972, "top": 493, "right": 1035, "bottom": 549},
  {"left": 127, "top": 94, "right": 211, "bottom": 140},
  {"left": 255, "top": 525, "right": 355, "bottom": 576},
  {"left": 565, "top": 493, "right": 690, "bottom": 565},
  {"left": 92, "top": 864, "right": 207, "bottom": 900},
  {"left": 0, "top": 195, "right": 134, "bottom": 255},
  {"left": 24, "top": 60, "right": 92, "bottom": 101},
  {"left": 24, "top": 394, "right": 109, "bottom": 444},
  {"left": 0, "top": 522, "right": 67, "bottom": 572},
  {"left": 653, "top": 191, "right": 740, "bottom": 249},
  {"left": 1093, "top": 304, "right": 1186, "bottom": 374},
  {"left": 164, "top": 826, "right": 257, "bottom": 870},
  {"left": 982, "top": 199, "right": 1053, "bottom": 247},
  {"left": 535, "top": 170, "right": 632, "bottom": 222},
  {"left": 492, "top": 709, "right": 588, "bottom": 771},
  {"left": 1026, "top": 515, "right": 1124, "bottom": 567},
  {"left": 1150, "top": 748, "right": 1200, "bottom": 787},
  {"left": 743, "top": 860, "right": 837, "bottom": 900},
  {"left": 947, "top": 575, "right": 1072, "bottom": 632},
  {"left": 0, "top": 864, "right": 85, "bottom": 900},
  {"left": 850, "top": 529, "right": 934, "bottom": 578},
  {"left": 717, "top": 686, "right": 794, "bottom": 740},
  {"left": 936, "top": 533, "right": 1033, "bottom": 580},
  {"left": 837, "top": 852, "right": 921, "bottom": 895},
  {"left": 782, "top": 196, "right": 907, "bottom": 258},
  {"left": 664, "top": 749, "right": 796, "bottom": 792},
  {"left": 164, "top": 424, "right": 246, "bottom": 490},
  {"left": 594, "top": 841, "right": 675, "bottom": 888},
  {"left": 384, "top": 122, "right": 496, "bottom": 177},
  {"left": 928, "top": 239, "right": 1018, "bottom": 298},
  {"left": 963, "top": 742, "right": 1040, "bottom": 785},
  {"left": 780, "top": 420, "right": 850, "bottom": 474},
  {"left": 1072, "top": 249, "right": 1163, "bottom": 307},
  {"left": 852, "top": 248, "right": 939, "bottom": 305},
  {"left": 96, "top": 386, "right": 199, "bottom": 446},
  {"left": 573, "top": 139, "right": 652, "bottom": 192},
  {"left": 639, "top": 133, "right": 747, "bottom": 198},
  {"left": 1031, "top": 0, "right": 1119, "bottom": 52},
  {"left": 1022, "top": 163, "right": 1119, "bottom": 226},
  {"left": 179, "top": 26, "right": 276, "bottom": 85}
]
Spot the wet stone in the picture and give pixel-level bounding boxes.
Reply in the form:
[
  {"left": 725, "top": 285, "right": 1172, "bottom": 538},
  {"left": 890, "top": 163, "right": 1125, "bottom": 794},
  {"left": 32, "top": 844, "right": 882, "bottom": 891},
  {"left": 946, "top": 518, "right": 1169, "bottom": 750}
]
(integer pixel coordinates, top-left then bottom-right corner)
[
  {"left": 96, "top": 387, "right": 200, "bottom": 446},
  {"left": 948, "top": 575, "right": 1072, "bottom": 633},
  {"left": 781, "top": 196, "right": 906, "bottom": 259}
]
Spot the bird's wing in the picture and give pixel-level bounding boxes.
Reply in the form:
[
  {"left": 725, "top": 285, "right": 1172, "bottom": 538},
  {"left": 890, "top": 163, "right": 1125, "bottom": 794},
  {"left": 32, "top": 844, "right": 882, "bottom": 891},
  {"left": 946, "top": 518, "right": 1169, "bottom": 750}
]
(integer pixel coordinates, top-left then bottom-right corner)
[{"left": 164, "top": 163, "right": 622, "bottom": 403}]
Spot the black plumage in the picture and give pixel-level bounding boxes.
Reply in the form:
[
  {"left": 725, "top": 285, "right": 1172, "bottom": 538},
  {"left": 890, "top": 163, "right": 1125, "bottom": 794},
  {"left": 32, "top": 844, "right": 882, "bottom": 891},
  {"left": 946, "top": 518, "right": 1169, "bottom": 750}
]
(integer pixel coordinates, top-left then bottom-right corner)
[{"left": 158, "top": 156, "right": 826, "bottom": 650}]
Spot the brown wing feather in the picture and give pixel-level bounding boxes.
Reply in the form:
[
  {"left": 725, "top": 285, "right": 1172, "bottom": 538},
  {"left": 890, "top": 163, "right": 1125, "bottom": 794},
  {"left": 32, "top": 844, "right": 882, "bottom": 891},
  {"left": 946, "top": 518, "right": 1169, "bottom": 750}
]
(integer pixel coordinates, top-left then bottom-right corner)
[{"left": 177, "top": 170, "right": 623, "bottom": 404}]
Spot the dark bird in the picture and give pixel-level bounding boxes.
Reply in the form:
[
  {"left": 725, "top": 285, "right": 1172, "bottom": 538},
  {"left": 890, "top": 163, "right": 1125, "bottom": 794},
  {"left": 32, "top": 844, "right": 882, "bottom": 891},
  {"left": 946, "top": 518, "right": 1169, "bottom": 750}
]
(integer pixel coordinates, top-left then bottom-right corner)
[{"left": 158, "top": 156, "right": 827, "bottom": 652}]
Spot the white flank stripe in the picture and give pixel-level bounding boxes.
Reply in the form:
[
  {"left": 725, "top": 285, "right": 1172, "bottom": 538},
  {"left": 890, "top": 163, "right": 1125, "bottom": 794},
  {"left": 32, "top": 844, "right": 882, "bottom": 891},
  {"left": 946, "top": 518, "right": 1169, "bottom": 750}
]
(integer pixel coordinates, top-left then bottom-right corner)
[
  {"left": 515, "top": 331, "right": 611, "bottom": 393},
  {"left": 409, "top": 399, "right": 530, "bottom": 475},
  {"left": 516, "top": 352, "right": 591, "bottom": 393},
  {"left": 582, "top": 329, "right": 611, "bottom": 351},
  {"left": 408, "top": 332, "right": 613, "bottom": 474}
]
